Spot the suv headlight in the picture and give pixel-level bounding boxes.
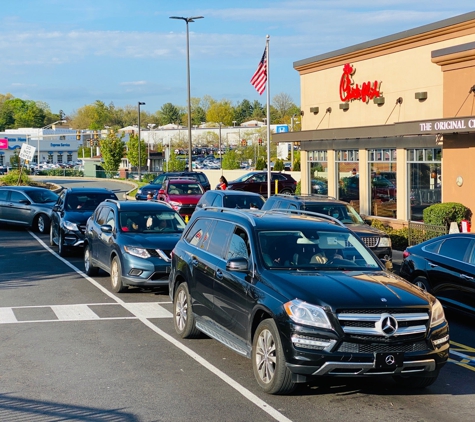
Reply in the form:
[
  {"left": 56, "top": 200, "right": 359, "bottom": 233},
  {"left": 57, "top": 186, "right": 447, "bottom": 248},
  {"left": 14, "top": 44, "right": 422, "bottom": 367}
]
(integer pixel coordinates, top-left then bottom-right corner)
[
  {"left": 430, "top": 298, "right": 446, "bottom": 327},
  {"left": 124, "top": 246, "right": 151, "bottom": 258},
  {"left": 63, "top": 220, "right": 80, "bottom": 231},
  {"left": 378, "top": 237, "right": 392, "bottom": 247},
  {"left": 284, "top": 299, "right": 333, "bottom": 329}
]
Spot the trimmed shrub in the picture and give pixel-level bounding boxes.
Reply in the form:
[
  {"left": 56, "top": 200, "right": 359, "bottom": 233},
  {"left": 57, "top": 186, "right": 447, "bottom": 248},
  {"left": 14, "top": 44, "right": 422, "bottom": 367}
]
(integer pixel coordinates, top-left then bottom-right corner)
[
  {"left": 423, "top": 202, "right": 471, "bottom": 229},
  {"left": 273, "top": 159, "right": 285, "bottom": 171},
  {"left": 370, "top": 219, "right": 409, "bottom": 250},
  {"left": 295, "top": 180, "right": 301, "bottom": 195}
]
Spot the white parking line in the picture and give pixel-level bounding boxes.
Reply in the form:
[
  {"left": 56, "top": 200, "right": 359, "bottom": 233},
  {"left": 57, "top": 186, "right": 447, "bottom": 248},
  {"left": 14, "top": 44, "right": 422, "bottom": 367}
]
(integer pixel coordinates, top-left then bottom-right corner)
[{"left": 29, "top": 231, "right": 293, "bottom": 422}]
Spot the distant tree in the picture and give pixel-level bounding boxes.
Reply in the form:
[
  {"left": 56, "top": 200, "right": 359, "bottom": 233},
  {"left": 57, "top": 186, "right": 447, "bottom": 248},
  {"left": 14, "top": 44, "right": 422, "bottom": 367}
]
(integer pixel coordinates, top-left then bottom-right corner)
[
  {"left": 222, "top": 150, "right": 241, "bottom": 170},
  {"left": 206, "top": 100, "right": 234, "bottom": 126},
  {"left": 166, "top": 149, "right": 187, "bottom": 171},
  {"left": 99, "top": 131, "right": 125, "bottom": 177},
  {"left": 160, "top": 103, "right": 181, "bottom": 125},
  {"left": 272, "top": 93, "right": 295, "bottom": 122},
  {"left": 0, "top": 98, "right": 46, "bottom": 130},
  {"left": 234, "top": 99, "right": 254, "bottom": 124},
  {"left": 126, "top": 133, "right": 147, "bottom": 169}
]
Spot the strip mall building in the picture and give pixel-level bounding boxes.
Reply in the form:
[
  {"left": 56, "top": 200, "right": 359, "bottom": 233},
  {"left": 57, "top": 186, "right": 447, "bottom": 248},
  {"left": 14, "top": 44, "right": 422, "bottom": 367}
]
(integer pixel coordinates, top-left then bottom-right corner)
[{"left": 274, "top": 11, "right": 475, "bottom": 223}]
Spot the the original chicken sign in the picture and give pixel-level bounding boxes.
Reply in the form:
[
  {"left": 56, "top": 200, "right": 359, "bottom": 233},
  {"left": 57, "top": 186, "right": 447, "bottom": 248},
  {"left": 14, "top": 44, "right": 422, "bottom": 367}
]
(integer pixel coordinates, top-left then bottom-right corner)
[{"left": 340, "top": 63, "right": 382, "bottom": 103}]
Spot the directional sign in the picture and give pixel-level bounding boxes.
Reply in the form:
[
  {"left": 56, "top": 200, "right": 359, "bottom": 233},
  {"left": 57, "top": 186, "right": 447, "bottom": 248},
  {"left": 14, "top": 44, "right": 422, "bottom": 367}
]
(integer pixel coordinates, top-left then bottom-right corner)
[
  {"left": 19, "top": 144, "right": 36, "bottom": 161},
  {"left": 275, "top": 125, "right": 289, "bottom": 133}
]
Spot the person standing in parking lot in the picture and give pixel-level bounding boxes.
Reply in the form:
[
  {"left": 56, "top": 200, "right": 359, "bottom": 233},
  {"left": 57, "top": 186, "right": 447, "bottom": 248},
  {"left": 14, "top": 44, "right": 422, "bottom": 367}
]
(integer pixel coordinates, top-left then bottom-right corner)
[{"left": 219, "top": 176, "right": 228, "bottom": 190}]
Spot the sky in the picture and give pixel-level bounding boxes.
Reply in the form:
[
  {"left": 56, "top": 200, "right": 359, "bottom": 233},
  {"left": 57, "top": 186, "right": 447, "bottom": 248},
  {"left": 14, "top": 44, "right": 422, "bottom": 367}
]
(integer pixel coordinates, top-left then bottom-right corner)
[{"left": 1, "top": 1, "right": 474, "bottom": 117}]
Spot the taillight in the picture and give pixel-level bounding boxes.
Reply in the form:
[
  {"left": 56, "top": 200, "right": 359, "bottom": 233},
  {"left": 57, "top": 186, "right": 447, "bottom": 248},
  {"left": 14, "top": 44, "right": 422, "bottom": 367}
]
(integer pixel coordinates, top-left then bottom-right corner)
[{"left": 402, "top": 250, "right": 410, "bottom": 259}]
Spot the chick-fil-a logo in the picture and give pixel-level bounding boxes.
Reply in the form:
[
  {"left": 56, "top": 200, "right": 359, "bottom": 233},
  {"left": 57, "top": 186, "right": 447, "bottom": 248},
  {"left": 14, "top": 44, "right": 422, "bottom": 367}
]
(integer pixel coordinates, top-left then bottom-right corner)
[{"left": 340, "top": 63, "right": 381, "bottom": 103}]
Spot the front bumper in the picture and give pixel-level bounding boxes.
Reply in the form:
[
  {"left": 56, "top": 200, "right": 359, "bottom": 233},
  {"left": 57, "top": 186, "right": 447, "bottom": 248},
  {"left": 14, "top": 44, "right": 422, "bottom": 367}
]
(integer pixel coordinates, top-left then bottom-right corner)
[
  {"left": 280, "top": 321, "right": 449, "bottom": 381},
  {"left": 120, "top": 255, "right": 171, "bottom": 288}
]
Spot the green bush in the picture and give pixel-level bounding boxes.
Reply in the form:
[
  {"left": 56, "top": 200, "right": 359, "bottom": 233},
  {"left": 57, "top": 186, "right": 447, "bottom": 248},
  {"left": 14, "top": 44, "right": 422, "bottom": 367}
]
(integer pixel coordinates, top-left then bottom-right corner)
[
  {"left": 423, "top": 202, "right": 471, "bottom": 229},
  {"left": 256, "top": 157, "right": 266, "bottom": 170},
  {"left": 370, "top": 219, "right": 409, "bottom": 251},
  {"left": 273, "top": 159, "right": 284, "bottom": 171},
  {"left": 0, "top": 170, "right": 31, "bottom": 186},
  {"left": 295, "top": 180, "right": 301, "bottom": 195}
]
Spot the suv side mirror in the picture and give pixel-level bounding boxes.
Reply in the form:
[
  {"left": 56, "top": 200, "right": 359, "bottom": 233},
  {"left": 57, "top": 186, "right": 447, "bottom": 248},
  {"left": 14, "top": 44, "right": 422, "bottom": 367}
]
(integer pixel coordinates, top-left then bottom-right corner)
[{"left": 226, "top": 257, "right": 249, "bottom": 272}]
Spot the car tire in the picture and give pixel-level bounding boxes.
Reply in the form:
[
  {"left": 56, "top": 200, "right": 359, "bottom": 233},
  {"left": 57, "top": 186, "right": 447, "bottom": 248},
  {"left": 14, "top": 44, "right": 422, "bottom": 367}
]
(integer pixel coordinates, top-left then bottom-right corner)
[
  {"left": 252, "top": 319, "right": 295, "bottom": 395},
  {"left": 111, "top": 256, "right": 127, "bottom": 293},
  {"left": 280, "top": 189, "right": 292, "bottom": 195},
  {"left": 84, "top": 244, "right": 99, "bottom": 276},
  {"left": 36, "top": 214, "right": 50, "bottom": 233},
  {"left": 413, "top": 276, "right": 431, "bottom": 293},
  {"left": 49, "top": 224, "right": 56, "bottom": 246},
  {"left": 393, "top": 370, "right": 440, "bottom": 389},
  {"left": 173, "top": 283, "right": 201, "bottom": 338},
  {"left": 58, "top": 231, "right": 68, "bottom": 257}
]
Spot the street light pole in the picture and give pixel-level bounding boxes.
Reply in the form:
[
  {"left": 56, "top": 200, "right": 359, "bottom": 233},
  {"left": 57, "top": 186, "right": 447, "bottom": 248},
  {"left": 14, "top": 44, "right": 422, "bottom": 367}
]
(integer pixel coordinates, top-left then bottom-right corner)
[
  {"left": 170, "top": 15, "right": 204, "bottom": 172},
  {"left": 218, "top": 122, "right": 222, "bottom": 173},
  {"left": 138, "top": 102, "right": 145, "bottom": 181}
]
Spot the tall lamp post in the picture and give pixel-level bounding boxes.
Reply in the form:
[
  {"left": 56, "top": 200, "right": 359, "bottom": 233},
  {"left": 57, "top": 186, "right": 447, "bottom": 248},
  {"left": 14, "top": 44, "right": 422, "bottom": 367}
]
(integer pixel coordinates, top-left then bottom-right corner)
[
  {"left": 38, "top": 120, "right": 66, "bottom": 167},
  {"left": 170, "top": 15, "right": 204, "bottom": 171},
  {"left": 218, "top": 122, "right": 223, "bottom": 172},
  {"left": 137, "top": 102, "right": 145, "bottom": 181}
]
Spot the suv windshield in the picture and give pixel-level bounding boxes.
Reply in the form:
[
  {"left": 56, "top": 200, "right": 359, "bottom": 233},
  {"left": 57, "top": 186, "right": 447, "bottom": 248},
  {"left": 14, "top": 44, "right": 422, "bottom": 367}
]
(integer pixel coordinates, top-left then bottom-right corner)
[
  {"left": 258, "top": 229, "right": 379, "bottom": 270},
  {"left": 66, "top": 193, "right": 116, "bottom": 211},
  {"left": 120, "top": 211, "right": 186, "bottom": 233},
  {"left": 303, "top": 204, "right": 365, "bottom": 224}
]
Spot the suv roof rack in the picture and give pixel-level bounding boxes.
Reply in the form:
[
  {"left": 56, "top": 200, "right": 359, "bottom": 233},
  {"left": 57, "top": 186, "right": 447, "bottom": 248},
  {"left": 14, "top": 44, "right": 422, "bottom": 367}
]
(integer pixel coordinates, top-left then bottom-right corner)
[
  {"left": 264, "top": 208, "right": 346, "bottom": 227},
  {"left": 201, "top": 206, "right": 258, "bottom": 226},
  {"left": 272, "top": 193, "right": 337, "bottom": 200},
  {"left": 103, "top": 198, "right": 172, "bottom": 209}
]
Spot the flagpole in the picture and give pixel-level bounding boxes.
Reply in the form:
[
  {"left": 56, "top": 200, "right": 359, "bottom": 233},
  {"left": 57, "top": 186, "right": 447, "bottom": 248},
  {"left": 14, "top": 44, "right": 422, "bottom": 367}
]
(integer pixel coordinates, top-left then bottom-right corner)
[{"left": 266, "top": 35, "right": 271, "bottom": 199}]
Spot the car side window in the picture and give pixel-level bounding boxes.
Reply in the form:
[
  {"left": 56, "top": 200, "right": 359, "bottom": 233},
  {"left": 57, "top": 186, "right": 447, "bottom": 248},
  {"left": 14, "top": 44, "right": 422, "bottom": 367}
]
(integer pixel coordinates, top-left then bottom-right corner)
[
  {"left": 105, "top": 209, "right": 115, "bottom": 230},
  {"left": 211, "top": 195, "right": 223, "bottom": 207},
  {"left": 96, "top": 207, "right": 109, "bottom": 225},
  {"left": 206, "top": 220, "right": 233, "bottom": 258},
  {"left": 439, "top": 238, "right": 472, "bottom": 260},
  {"left": 289, "top": 203, "right": 298, "bottom": 210},
  {"left": 226, "top": 226, "right": 251, "bottom": 260},
  {"left": 185, "top": 218, "right": 214, "bottom": 248},
  {"left": 10, "top": 191, "right": 27, "bottom": 203},
  {"left": 0, "top": 190, "right": 9, "bottom": 201},
  {"left": 199, "top": 192, "right": 216, "bottom": 207}
]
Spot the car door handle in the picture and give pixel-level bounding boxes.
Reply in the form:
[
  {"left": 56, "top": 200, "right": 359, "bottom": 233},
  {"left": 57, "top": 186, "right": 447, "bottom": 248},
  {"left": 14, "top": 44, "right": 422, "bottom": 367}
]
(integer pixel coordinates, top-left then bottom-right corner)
[
  {"left": 216, "top": 269, "right": 223, "bottom": 280},
  {"left": 460, "top": 274, "right": 473, "bottom": 280},
  {"left": 428, "top": 263, "right": 438, "bottom": 268},
  {"left": 191, "top": 258, "right": 199, "bottom": 267}
]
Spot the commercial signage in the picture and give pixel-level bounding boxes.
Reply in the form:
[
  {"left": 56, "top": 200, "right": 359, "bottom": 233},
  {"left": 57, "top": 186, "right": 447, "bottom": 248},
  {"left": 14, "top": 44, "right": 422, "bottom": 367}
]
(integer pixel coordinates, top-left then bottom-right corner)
[
  {"left": 0, "top": 138, "right": 7, "bottom": 149},
  {"left": 19, "top": 144, "right": 36, "bottom": 161},
  {"left": 340, "top": 63, "right": 381, "bottom": 103},
  {"left": 418, "top": 118, "right": 475, "bottom": 132},
  {"left": 275, "top": 125, "right": 289, "bottom": 133}
]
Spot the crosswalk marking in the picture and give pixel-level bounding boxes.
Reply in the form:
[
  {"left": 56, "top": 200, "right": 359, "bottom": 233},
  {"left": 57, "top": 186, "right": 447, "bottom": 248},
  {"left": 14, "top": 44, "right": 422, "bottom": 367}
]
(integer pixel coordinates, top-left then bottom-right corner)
[
  {"left": 0, "top": 303, "right": 172, "bottom": 324},
  {"left": 51, "top": 304, "right": 100, "bottom": 320},
  {"left": 0, "top": 307, "right": 17, "bottom": 323}
]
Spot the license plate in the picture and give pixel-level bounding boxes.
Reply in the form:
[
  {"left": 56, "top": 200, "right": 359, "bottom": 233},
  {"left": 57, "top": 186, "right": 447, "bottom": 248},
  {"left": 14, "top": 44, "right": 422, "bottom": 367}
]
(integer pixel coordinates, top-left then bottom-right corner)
[{"left": 375, "top": 352, "right": 404, "bottom": 369}]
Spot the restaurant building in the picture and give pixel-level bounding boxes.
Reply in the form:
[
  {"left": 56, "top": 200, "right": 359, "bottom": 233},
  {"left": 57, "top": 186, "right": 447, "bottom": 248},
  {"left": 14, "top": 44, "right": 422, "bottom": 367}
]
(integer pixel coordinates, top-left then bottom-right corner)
[{"left": 274, "top": 11, "right": 475, "bottom": 222}]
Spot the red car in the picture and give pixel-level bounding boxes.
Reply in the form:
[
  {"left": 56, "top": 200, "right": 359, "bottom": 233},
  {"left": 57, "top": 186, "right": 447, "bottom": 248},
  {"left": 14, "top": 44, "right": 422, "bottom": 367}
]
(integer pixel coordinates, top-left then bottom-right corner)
[{"left": 157, "top": 178, "right": 204, "bottom": 219}]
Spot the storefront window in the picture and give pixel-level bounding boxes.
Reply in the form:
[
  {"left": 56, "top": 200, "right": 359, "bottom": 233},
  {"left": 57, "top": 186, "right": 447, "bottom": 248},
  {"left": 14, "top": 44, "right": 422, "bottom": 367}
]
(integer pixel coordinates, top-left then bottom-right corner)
[
  {"left": 47, "top": 154, "right": 53, "bottom": 163},
  {"left": 336, "top": 150, "right": 359, "bottom": 210},
  {"left": 368, "top": 149, "right": 397, "bottom": 218},
  {"left": 67, "top": 154, "right": 73, "bottom": 162},
  {"left": 0, "top": 155, "right": 4, "bottom": 166},
  {"left": 308, "top": 151, "right": 328, "bottom": 195},
  {"left": 57, "top": 155, "right": 63, "bottom": 164},
  {"left": 408, "top": 148, "right": 442, "bottom": 222}
]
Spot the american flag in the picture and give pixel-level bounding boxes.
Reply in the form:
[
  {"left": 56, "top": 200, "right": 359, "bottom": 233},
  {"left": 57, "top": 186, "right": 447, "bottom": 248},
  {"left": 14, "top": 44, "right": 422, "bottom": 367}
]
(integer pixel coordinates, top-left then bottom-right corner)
[{"left": 250, "top": 49, "right": 267, "bottom": 95}]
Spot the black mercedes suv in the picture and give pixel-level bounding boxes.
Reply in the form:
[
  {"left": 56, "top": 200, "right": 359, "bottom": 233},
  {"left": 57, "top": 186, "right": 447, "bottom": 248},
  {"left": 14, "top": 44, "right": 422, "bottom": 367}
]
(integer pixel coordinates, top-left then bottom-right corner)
[
  {"left": 169, "top": 207, "right": 449, "bottom": 394},
  {"left": 262, "top": 194, "right": 392, "bottom": 259}
]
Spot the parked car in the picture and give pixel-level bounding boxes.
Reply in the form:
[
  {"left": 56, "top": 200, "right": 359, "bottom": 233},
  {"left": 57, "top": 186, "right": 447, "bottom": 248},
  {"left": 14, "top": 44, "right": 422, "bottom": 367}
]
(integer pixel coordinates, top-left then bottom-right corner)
[
  {"left": 225, "top": 171, "right": 297, "bottom": 197},
  {"left": 196, "top": 190, "right": 265, "bottom": 210},
  {"left": 135, "top": 171, "right": 211, "bottom": 200},
  {"left": 261, "top": 194, "right": 392, "bottom": 259},
  {"left": 157, "top": 178, "right": 204, "bottom": 219},
  {"left": 84, "top": 199, "right": 186, "bottom": 292},
  {"left": 49, "top": 187, "right": 118, "bottom": 256},
  {"left": 169, "top": 207, "right": 449, "bottom": 394},
  {"left": 400, "top": 233, "right": 475, "bottom": 316},
  {"left": 0, "top": 186, "right": 59, "bottom": 233}
]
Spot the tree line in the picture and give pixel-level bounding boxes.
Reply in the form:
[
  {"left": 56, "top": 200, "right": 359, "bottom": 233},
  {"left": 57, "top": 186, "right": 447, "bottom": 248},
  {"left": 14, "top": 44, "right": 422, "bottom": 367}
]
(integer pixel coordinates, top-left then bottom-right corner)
[{"left": 0, "top": 92, "right": 301, "bottom": 132}]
